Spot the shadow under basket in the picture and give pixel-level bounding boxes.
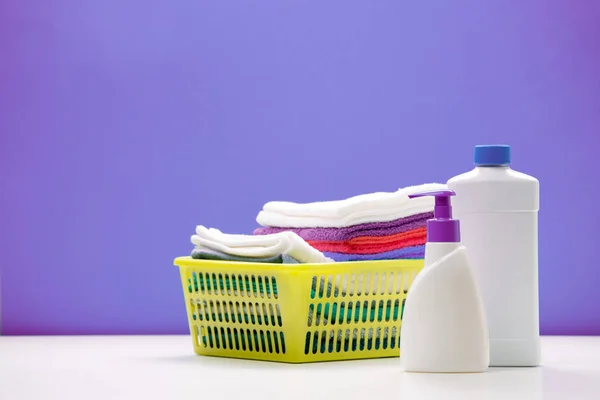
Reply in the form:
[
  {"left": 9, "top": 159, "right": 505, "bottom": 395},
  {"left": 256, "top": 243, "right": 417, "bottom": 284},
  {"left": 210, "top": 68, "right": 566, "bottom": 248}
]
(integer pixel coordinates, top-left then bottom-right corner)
[{"left": 174, "top": 257, "right": 423, "bottom": 363}]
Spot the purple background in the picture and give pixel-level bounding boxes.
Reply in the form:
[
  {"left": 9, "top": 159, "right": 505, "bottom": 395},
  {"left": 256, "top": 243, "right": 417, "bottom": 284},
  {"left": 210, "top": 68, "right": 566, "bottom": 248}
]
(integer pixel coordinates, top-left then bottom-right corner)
[{"left": 1, "top": 1, "right": 599, "bottom": 335}]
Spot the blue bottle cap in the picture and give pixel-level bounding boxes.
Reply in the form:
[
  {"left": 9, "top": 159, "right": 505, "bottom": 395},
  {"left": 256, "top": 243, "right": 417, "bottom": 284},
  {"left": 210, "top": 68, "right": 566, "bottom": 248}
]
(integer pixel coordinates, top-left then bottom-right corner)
[{"left": 474, "top": 145, "right": 511, "bottom": 166}]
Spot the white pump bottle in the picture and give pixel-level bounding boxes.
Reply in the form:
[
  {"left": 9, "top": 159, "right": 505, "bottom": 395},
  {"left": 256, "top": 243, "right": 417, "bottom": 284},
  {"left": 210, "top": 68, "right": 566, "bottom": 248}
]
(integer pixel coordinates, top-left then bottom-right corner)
[{"left": 400, "top": 190, "right": 489, "bottom": 373}]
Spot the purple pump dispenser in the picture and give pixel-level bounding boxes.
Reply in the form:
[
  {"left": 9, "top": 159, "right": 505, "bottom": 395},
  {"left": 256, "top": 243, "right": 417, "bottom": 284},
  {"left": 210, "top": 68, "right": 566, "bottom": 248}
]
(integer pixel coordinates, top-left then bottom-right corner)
[{"left": 408, "top": 190, "right": 460, "bottom": 243}]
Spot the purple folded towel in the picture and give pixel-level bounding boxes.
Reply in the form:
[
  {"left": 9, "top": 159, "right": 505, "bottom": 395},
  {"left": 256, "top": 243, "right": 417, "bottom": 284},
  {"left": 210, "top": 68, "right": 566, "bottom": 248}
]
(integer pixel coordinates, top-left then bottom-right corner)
[
  {"left": 324, "top": 245, "right": 426, "bottom": 262},
  {"left": 254, "top": 212, "right": 432, "bottom": 241}
]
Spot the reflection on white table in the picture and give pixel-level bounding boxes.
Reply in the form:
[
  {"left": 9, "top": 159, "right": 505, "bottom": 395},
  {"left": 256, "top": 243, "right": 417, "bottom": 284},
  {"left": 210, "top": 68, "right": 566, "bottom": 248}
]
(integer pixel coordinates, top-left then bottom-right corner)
[{"left": 0, "top": 336, "right": 598, "bottom": 400}]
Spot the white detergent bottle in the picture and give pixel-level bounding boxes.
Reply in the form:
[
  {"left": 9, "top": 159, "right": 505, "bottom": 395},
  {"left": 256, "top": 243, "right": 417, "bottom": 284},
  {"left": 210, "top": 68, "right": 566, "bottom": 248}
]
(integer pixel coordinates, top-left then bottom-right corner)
[
  {"left": 400, "top": 190, "right": 489, "bottom": 373},
  {"left": 447, "top": 145, "right": 540, "bottom": 367}
]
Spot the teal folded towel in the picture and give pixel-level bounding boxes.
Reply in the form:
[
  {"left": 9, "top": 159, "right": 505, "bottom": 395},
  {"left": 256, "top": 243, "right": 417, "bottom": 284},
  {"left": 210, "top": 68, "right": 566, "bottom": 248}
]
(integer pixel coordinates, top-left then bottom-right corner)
[{"left": 191, "top": 247, "right": 300, "bottom": 264}]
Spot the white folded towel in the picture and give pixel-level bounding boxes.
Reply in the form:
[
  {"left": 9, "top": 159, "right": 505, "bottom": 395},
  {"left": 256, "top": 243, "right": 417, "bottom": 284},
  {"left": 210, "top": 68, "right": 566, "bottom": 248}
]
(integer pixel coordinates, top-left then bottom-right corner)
[
  {"left": 256, "top": 183, "right": 447, "bottom": 228},
  {"left": 191, "top": 226, "right": 334, "bottom": 263}
]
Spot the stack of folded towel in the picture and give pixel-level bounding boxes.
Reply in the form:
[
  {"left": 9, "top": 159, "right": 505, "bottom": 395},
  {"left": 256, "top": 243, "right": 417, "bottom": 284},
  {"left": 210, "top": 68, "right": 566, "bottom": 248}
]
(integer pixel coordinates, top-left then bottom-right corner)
[
  {"left": 254, "top": 183, "right": 446, "bottom": 262},
  {"left": 190, "top": 226, "right": 333, "bottom": 264}
]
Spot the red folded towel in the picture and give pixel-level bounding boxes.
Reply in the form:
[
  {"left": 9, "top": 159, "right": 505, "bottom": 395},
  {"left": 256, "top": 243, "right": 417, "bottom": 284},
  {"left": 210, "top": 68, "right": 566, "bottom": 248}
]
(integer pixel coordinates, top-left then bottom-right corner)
[{"left": 307, "top": 227, "right": 427, "bottom": 255}]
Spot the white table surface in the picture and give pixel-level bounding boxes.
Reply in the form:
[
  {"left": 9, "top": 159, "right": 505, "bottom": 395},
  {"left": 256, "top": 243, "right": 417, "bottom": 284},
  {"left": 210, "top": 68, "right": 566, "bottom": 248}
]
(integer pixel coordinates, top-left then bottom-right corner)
[{"left": 0, "top": 335, "right": 598, "bottom": 400}]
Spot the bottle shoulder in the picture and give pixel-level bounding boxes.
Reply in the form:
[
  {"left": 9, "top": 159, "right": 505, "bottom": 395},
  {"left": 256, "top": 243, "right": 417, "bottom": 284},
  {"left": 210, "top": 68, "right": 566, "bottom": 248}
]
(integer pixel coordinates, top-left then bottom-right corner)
[
  {"left": 415, "top": 246, "right": 478, "bottom": 293},
  {"left": 448, "top": 167, "right": 538, "bottom": 187},
  {"left": 448, "top": 167, "right": 539, "bottom": 212}
]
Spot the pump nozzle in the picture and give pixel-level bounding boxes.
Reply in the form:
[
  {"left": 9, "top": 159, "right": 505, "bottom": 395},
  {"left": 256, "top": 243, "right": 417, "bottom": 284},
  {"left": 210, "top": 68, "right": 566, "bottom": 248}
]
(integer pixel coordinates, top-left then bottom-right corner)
[{"left": 408, "top": 189, "right": 460, "bottom": 243}]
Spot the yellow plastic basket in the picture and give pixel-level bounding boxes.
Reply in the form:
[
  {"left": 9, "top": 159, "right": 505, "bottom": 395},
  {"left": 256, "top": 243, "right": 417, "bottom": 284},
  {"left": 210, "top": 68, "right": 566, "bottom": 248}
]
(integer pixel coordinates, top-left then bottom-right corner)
[{"left": 174, "top": 257, "right": 423, "bottom": 363}]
